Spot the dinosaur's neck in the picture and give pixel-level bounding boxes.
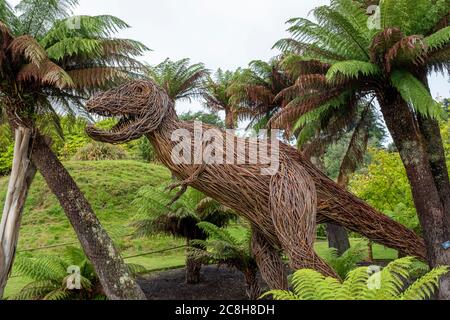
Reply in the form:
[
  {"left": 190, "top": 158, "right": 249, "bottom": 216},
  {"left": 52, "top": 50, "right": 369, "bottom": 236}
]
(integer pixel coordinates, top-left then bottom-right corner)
[{"left": 146, "top": 104, "right": 185, "bottom": 173}]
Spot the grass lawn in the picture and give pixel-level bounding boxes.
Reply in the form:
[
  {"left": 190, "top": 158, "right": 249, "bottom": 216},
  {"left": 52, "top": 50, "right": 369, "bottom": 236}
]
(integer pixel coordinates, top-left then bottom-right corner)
[{"left": 0, "top": 160, "right": 398, "bottom": 298}]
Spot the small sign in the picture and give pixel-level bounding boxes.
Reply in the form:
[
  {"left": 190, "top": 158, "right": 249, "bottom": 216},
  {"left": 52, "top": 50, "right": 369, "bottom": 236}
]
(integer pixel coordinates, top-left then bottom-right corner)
[{"left": 442, "top": 241, "right": 450, "bottom": 250}]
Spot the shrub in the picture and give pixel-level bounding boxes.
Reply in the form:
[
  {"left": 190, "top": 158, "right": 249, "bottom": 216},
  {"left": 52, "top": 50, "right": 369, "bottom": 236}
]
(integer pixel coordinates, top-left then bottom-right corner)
[
  {"left": 322, "top": 244, "right": 367, "bottom": 279},
  {"left": 72, "top": 142, "right": 129, "bottom": 161},
  {"left": 138, "top": 137, "right": 157, "bottom": 162},
  {"left": 0, "top": 144, "right": 13, "bottom": 176},
  {"left": 12, "top": 247, "right": 146, "bottom": 300}
]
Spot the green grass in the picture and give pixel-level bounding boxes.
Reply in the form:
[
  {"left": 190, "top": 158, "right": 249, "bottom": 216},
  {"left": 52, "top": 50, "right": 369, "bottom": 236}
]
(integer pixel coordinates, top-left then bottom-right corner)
[{"left": 0, "top": 160, "right": 398, "bottom": 298}]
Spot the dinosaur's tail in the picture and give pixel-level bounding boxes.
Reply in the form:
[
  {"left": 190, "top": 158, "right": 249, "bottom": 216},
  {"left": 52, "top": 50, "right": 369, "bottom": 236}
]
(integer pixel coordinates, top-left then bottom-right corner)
[{"left": 293, "top": 151, "right": 428, "bottom": 260}]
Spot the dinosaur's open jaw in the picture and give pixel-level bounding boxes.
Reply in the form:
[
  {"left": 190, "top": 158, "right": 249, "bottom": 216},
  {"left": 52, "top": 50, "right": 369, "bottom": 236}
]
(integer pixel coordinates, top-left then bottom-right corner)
[
  {"left": 85, "top": 80, "right": 170, "bottom": 144},
  {"left": 85, "top": 98, "right": 143, "bottom": 144}
]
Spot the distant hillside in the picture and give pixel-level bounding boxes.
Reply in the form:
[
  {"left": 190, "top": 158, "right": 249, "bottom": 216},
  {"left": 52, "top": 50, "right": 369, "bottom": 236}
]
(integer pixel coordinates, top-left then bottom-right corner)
[{"left": 0, "top": 160, "right": 188, "bottom": 258}]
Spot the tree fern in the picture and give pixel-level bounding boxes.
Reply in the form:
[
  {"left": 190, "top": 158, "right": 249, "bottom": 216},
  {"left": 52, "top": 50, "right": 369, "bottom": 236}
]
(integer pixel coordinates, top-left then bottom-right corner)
[
  {"left": 265, "top": 257, "right": 449, "bottom": 300},
  {"left": 11, "top": 247, "right": 145, "bottom": 300},
  {"left": 190, "top": 222, "right": 260, "bottom": 299},
  {"left": 147, "top": 58, "right": 209, "bottom": 102}
]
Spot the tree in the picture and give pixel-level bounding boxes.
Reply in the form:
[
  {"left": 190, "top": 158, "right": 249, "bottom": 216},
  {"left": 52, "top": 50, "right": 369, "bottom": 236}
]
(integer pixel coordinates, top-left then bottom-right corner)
[
  {"left": 132, "top": 186, "right": 236, "bottom": 284},
  {"left": 12, "top": 247, "right": 146, "bottom": 300},
  {"left": 203, "top": 69, "right": 238, "bottom": 129},
  {"left": 272, "top": 0, "right": 450, "bottom": 298},
  {"left": 350, "top": 148, "right": 421, "bottom": 233},
  {"left": 147, "top": 58, "right": 209, "bottom": 103},
  {"left": 265, "top": 257, "right": 448, "bottom": 300},
  {"left": 0, "top": 0, "right": 148, "bottom": 299},
  {"left": 189, "top": 222, "right": 261, "bottom": 300},
  {"left": 179, "top": 111, "right": 225, "bottom": 129}
]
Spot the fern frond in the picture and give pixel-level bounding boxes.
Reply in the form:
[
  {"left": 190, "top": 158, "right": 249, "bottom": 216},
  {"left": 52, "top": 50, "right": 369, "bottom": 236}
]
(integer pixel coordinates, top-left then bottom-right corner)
[
  {"left": 424, "top": 26, "right": 450, "bottom": 52},
  {"left": 401, "top": 266, "right": 449, "bottom": 300},
  {"left": 326, "top": 61, "right": 380, "bottom": 82},
  {"left": 390, "top": 70, "right": 443, "bottom": 119}
]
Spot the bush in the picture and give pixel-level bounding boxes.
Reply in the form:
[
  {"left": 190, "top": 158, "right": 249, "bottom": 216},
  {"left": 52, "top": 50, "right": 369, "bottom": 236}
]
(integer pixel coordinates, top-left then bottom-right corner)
[
  {"left": 72, "top": 142, "right": 129, "bottom": 161},
  {"left": 350, "top": 148, "right": 420, "bottom": 233},
  {"left": 265, "top": 257, "right": 448, "bottom": 300},
  {"left": 138, "top": 138, "right": 157, "bottom": 162},
  {"left": 0, "top": 143, "right": 13, "bottom": 176}
]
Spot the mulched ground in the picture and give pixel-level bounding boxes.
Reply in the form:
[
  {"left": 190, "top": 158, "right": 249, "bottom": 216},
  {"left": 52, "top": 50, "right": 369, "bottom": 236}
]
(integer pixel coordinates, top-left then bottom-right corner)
[{"left": 138, "top": 265, "right": 268, "bottom": 300}]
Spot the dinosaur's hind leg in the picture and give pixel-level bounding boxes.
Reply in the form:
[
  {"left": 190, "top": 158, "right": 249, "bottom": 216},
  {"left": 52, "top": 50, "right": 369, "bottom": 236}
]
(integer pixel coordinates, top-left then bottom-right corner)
[
  {"left": 251, "top": 228, "right": 288, "bottom": 290},
  {"left": 270, "top": 158, "right": 339, "bottom": 278}
]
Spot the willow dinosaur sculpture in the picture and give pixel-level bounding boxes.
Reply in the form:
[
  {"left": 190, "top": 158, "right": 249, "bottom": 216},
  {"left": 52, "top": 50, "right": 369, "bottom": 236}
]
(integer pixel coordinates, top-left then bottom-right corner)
[{"left": 86, "top": 80, "right": 427, "bottom": 289}]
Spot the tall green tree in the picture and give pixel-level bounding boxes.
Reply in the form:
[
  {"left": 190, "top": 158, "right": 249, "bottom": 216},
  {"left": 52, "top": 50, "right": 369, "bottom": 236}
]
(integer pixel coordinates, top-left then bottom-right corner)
[
  {"left": 0, "top": 0, "right": 148, "bottom": 299},
  {"left": 147, "top": 58, "right": 209, "bottom": 104},
  {"left": 272, "top": 0, "right": 450, "bottom": 299},
  {"left": 203, "top": 69, "right": 238, "bottom": 129},
  {"left": 229, "top": 60, "right": 292, "bottom": 131},
  {"left": 133, "top": 187, "right": 236, "bottom": 284}
]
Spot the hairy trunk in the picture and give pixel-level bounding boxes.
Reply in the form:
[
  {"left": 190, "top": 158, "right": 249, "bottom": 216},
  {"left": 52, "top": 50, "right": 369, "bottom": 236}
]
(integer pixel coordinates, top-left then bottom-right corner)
[
  {"left": 0, "top": 128, "right": 36, "bottom": 299},
  {"left": 185, "top": 239, "right": 202, "bottom": 284},
  {"left": 367, "top": 240, "right": 374, "bottom": 262},
  {"left": 417, "top": 116, "right": 450, "bottom": 225},
  {"left": 379, "top": 91, "right": 450, "bottom": 299},
  {"left": 243, "top": 269, "right": 261, "bottom": 300},
  {"left": 310, "top": 156, "right": 350, "bottom": 255},
  {"left": 418, "top": 74, "right": 450, "bottom": 225},
  {"left": 225, "top": 110, "right": 235, "bottom": 130},
  {"left": 29, "top": 131, "right": 146, "bottom": 300},
  {"left": 326, "top": 223, "right": 351, "bottom": 256}
]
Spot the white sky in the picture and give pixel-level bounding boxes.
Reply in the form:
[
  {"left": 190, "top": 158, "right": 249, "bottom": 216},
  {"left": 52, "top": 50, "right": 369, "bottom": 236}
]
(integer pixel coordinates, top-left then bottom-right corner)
[{"left": 9, "top": 0, "right": 450, "bottom": 115}]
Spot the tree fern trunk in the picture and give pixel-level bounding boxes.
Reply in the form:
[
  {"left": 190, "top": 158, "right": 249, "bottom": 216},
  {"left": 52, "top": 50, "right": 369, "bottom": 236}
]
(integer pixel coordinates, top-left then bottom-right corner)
[
  {"left": 244, "top": 269, "right": 261, "bottom": 300},
  {"left": 417, "top": 73, "right": 450, "bottom": 226},
  {"left": 417, "top": 116, "right": 450, "bottom": 225},
  {"left": 310, "top": 156, "right": 350, "bottom": 255},
  {"left": 0, "top": 128, "right": 36, "bottom": 299},
  {"left": 185, "top": 239, "right": 202, "bottom": 284},
  {"left": 225, "top": 110, "right": 235, "bottom": 130},
  {"left": 28, "top": 131, "right": 146, "bottom": 300},
  {"left": 379, "top": 91, "right": 450, "bottom": 300},
  {"left": 326, "top": 223, "right": 351, "bottom": 256}
]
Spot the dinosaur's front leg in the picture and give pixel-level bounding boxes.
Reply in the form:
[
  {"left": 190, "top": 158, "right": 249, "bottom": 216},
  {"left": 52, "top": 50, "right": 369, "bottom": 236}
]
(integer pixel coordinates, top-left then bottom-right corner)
[
  {"left": 251, "top": 228, "right": 289, "bottom": 290},
  {"left": 167, "top": 164, "right": 207, "bottom": 204},
  {"left": 269, "top": 158, "right": 339, "bottom": 279}
]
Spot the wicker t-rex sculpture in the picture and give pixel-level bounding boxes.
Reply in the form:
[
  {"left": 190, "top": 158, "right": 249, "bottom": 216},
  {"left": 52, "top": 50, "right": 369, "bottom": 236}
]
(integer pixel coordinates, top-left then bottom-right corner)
[{"left": 85, "top": 80, "right": 427, "bottom": 289}]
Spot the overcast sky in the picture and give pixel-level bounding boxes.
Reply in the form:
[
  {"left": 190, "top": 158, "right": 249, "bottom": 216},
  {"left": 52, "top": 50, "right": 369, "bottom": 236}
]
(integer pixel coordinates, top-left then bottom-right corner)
[{"left": 9, "top": 0, "right": 450, "bottom": 114}]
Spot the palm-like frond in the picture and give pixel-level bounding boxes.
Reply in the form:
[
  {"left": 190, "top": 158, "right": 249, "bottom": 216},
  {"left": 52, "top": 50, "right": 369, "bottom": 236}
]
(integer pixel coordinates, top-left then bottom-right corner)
[
  {"left": 132, "top": 186, "right": 235, "bottom": 240},
  {"left": 228, "top": 59, "right": 292, "bottom": 125},
  {"left": 337, "top": 105, "right": 372, "bottom": 185},
  {"left": 15, "top": 0, "right": 78, "bottom": 37},
  {"left": 390, "top": 70, "right": 443, "bottom": 119},
  {"left": 147, "top": 58, "right": 209, "bottom": 102},
  {"left": 190, "top": 222, "right": 255, "bottom": 273},
  {"left": 203, "top": 69, "right": 235, "bottom": 112},
  {"left": 326, "top": 60, "right": 381, "bottom": 82},
  {"left": 0, "top": 4, "right": 148, "bottom": 136},
  {"left": 12, "top": 247, "right": 144, "bottom": 300},
  {"left": 265, "top": 257, "right": 448, "bottom": 300}
]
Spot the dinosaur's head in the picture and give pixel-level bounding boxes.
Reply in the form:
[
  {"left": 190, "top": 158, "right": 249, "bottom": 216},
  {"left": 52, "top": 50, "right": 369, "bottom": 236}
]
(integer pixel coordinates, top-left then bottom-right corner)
[{"left": 86, "top": 80, "right": 171, "bottom": 144}]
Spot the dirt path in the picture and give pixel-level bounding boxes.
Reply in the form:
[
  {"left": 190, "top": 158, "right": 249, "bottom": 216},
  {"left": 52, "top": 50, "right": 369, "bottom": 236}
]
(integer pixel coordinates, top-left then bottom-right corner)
[{"left": 138, "top": 265, "right": 268, "bottom": 300}]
